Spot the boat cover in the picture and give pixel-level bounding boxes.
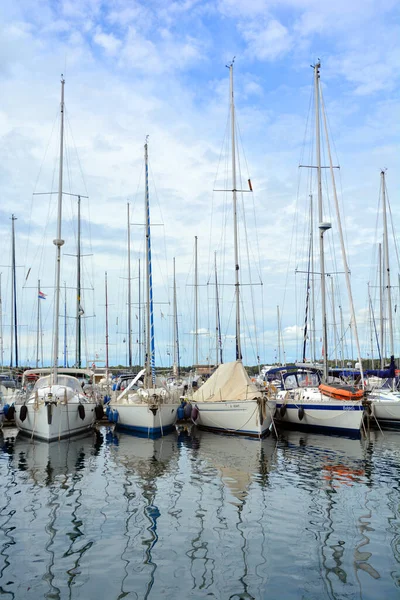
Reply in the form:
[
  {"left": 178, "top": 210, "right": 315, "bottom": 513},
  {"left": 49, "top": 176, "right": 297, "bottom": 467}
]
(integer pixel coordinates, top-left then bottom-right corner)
[{"left": 192, "top": 360, "right": 261, "bottom": 403}]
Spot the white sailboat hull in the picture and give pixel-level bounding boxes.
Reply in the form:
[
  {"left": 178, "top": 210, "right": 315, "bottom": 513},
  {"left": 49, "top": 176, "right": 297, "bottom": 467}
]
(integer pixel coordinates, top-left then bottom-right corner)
[
  {"left": 15, "top": 402, "right": 96, "bottom": 442},
  {"left": 108, "top": 402, "right": 178, "bottom": 436},
  {"left": 275, "top": 389, "right": 364, "bottom": 435},
  {"left": 369, "top": 390, "right": 400, "bottom": 426},
  {"left": 194, "top": 399, "right": 276, "bottom": 437},
  {"left": 15, "top": 382, "right": 97, "bottom": 442}
]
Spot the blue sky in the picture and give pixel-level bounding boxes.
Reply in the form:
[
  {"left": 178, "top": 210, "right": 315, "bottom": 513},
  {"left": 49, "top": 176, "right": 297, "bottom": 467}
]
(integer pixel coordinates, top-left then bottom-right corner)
[{"left": 0, "top": 0, "right": 400, "bottom": 368}]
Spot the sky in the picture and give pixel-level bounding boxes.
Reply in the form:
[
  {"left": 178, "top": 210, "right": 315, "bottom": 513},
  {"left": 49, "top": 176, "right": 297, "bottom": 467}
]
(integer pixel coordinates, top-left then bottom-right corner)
[{"left": 0, "top": 0, "right": 400, "bottom": 370}]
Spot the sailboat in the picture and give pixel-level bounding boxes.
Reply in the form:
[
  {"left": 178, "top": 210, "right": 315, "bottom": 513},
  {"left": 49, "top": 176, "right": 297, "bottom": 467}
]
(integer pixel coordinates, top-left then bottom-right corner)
[
  {"left": 190, "top": 61, "right": 276, "bottom": 437},
  {"left": 14, "top": 77, "right": 98, "bottom": 442},
  {"left": 107, "top": 140, "right": 179, "bottom": 436},
  {"left": 275, "top": 62, "right": 367, "bottom": 436},
  {"left": 365, "top": 171, "right": 400, "bottom": 427}
]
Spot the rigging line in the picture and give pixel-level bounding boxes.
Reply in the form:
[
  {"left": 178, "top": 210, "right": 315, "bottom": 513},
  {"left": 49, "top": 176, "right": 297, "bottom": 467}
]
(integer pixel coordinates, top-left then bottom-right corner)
[
  {"left": 207, "top": 102, "right": 231, "bottom": 281},
  {"left": 235, "top": 116, "right": 263, "bottom": 284},
  {"left": 236, "top": 145, "right": 260, "bottom": 366},
  {"left": 386, "top": 185, "right": 400, "bottom": 271},
  {"left": 148, "top": 159, "right": 170, "bottom": 304},
  {"left": 24, "top": 106, "right": 60, "bottom": 277}
]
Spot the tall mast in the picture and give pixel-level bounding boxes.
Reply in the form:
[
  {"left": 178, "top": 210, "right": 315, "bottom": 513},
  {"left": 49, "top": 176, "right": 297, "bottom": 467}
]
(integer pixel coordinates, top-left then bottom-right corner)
[
  {"left": 381, "top": 170, "right": 394, "bottom": 359},
  {"left": 76, "top": 195, "right": 82, "bottom": 368},
  {"left": 127, "top": 202, "right": 132, "bottom": 368},
  {"left": 277, "top": 305, "right": 281, "bottom": 365},
  {"left": 144, "top": 139, "right": 155, "bottom": 386},
  {"left": 194, "top": 235, "right": 198, "bottom": 367},
  {"left": 228, "top": 60, "right": 242, "bottom": 361},
  {"left": 10, "top": 214, "right": 18, "bottom": 368},
  {"left": 63, "top": 281, "right": 67, "bottom": 368},
  {"left": 339, "top": 304, "right": 344, "bottom": 367},
  {"left": 52, "top": 76, "right": 65, "bottom": 381},
  {"left": 314, "top": 62, "right": 330, "bottom": 382},
  {"left": 310, "top": 194, "right": 316, "bottom": 363},
  {"left": 379, "top": 242, "right": 384, "bottom": 367},
  {"left": 138, "top": 258, "right": 142, "bottom": 366},
  {"left": 215, "top": 251, "right": 223, "bottom": 366},
  {"left": 330, "top": 276, "right": 338, "bottom": 366},
  {"left": 105, "top": 271, "right": 109, "bottom": 378},
  {"left": 173, "top": 257, "right": 180, "bottom": 376},
  {"left": 36, "top": 279, "right": 41, "bottom": 368}
]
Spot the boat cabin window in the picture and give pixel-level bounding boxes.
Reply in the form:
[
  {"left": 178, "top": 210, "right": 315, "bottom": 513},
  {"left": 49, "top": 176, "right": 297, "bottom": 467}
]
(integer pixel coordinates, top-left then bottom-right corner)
[
  {"left": 283, "top": 372, "right": 319, "bottom": 389},
  {"left": 34, "top": 375, "right": 83, "bottom": 393},
  {"left": 297, "top": 372, "right": 319, "bottom": 387}
]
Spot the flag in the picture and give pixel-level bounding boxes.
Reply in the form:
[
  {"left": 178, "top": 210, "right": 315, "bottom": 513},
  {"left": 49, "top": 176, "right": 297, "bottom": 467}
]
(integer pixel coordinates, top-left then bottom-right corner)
[{"left": 38, "top": 291, "right": 46, "bottom": 300}]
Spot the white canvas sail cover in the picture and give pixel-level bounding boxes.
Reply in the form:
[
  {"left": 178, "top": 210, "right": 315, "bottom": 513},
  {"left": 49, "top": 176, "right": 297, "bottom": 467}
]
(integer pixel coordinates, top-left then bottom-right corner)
[{"left": 192, "top": 360, "right": 262, "bottom": 403}]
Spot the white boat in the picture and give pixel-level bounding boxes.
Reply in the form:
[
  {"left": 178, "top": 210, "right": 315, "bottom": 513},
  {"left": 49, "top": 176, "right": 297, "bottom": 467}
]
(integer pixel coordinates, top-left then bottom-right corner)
[
  {"left": 274, "top": 62, "right": 367, "bottom": 436},
  {"left": 108, "top": 141, "right": 179, "bottom": 436},
  {"left": 190, "top": 63, "right": 275, "bottom": 438},
  {"left": 275, "top": 371, "right": 365, "bottom": 436},
  {"left": 14, "top": 78, "right": 97, "bottom": 442},
  {"left": 15, "top": 368, "right": 99, "bottom": 442},
  {"left": 365, "top": 172, "right": 400, "bottom": 427},
  {"left": 192, "top": 360, "right": 275, "bottom": 437}
]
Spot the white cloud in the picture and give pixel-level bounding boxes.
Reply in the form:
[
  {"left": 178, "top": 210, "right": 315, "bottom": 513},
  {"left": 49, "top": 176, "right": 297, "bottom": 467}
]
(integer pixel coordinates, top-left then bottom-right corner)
[
  {"left": 93, "top": 28, "right": 122, "bottom": 56},
  {"left": 241, "top": 19, "right": 292, "bottom": 61}
]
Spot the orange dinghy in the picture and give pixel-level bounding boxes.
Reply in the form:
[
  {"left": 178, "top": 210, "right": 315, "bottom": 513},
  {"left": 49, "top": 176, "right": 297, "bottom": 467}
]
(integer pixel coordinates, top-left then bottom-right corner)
[{"left": 319, "top": 383, "right": 364, "bottom": 401}]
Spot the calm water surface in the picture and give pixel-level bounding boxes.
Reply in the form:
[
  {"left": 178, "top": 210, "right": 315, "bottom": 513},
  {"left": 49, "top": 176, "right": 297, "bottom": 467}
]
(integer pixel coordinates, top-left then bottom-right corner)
[{"left": 0, "top": 424, "right": 399, "bottom": 599}]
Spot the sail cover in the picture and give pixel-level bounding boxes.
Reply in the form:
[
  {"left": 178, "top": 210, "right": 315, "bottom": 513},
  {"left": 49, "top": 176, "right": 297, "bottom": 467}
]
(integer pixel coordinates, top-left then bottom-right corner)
[{"left": 192, "top": 360, "right": 261, "bottom": 403}]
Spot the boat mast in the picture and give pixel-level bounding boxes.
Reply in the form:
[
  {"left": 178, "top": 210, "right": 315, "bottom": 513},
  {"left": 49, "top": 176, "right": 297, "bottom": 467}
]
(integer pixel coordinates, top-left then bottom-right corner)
[
  {"left": 215, "top": 251, "right": 223, "bottom": 366},
  {"left": 127, "top": 201, "right": 132, "bottom": 368},
  {"left": 173, "top": 257, "right": 180, "bottom": 376},
  {"left": 10, "top": 214, "right": 18, "bottom": 368},
  {"left": 228, "top": 60, "right": 242, "bottom": 361},
  {"left": 313, "top": 63, "right": 330, "bottom": 381},
  {"left": 330, "top": 276, "right": 338, "bottom": 366},
  {"left": 53, "top": 76, "right": 65, "bottom": 381},
  {"left": 105, "top": 271, "right": 109, "bottom": 379},
  {"left": 194, "top": 235, "right": 198, "bottom": 367},
  {"left": 277, "top": 305, "right": 281, "bottom": 365},
  {"left": 381, "top": 170, "right": 394, "bottom": 359},
  {"left": 76, "top": 195, "right": 82, "bottom": 368},
  {"left": 63, "top": 281, "right": 67, "bottom": 367},
  {"left": 36, "top": 279, "right": 41, "bottom": 368},
  {"left": 138, "top": 258, "right": 142, "bottom": 367},
  {"left": 378, "top": 242, "right": 384, "bottom": 367},
  {"left": 144, "top": 139, "right": 155, "bottom": 386},
  {"left": 310, "top": 194, "right": 316, "bottom": 363}
]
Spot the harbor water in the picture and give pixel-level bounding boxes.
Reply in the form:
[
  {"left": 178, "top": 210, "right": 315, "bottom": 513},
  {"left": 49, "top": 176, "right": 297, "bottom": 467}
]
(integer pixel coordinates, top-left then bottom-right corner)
[{"left": 0, "top": 424, "right": 399, "bottom": 599}]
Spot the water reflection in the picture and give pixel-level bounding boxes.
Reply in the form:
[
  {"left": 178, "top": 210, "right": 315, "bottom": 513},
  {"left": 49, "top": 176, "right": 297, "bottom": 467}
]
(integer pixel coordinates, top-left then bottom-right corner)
[
  {"left": 105, "top": 429, "right": 179, "bottom": 599},
  {"left": 178, "top": 430, "right": 278, "bottom": 599},
  {"left": 1, "top": 425, "right": 400, "bottom": 598},
  {"left": 12, "top": 430, "right": 102, "bottom": 486},
  {"left": 0, "top": 431, "right": 102, "bottom": 599}
]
